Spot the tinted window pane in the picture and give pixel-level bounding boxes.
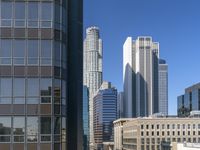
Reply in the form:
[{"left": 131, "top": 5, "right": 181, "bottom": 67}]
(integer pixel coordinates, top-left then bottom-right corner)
[
  {"left": 0, "top": 117, "right": 11, "bottom": 135},
  {"left": 28, "top": 2, "right": 38, "bottom": 20},
  {"left": 14, "top": 78, "right": 25, "bottom": 97},
  {"left": 13, "top": 117, "right": 25, "bottom": 135},
  {"left": 13, "top": 40, "right": 25, "bottom": 57},
  {"left": 54, "top": 117, "right": 61, "bottom": 134},
  {"left": 40, "top": 78, "right": 51, "bottom": 96},
  {"left": 0, "top": 78, "right": 12, "bottom": 97},
  {"left": 27, "top": 79, "right": 39, "bottom": 96},
  {"left": 15, "top": 2, "right": 25, "bottom": 19},
  {"left": 0, "top": 40, "right": 12, "bottom": 57},
  {"left": 1, "top": 2, "right": 12, "bottom": 19},
  {"left": 41, "top": 117, "right": 51, "bottom": 134},
  {"left": 28, "top": 40, "right": 39, "bottom": 58},
  {"left": 41, "top": 3, "right": 52, "bottom": 20},
  {"left": 41, "top": 40, "right": 51, "bottom": 57},
  {"left": 27, "top": 117, "right": 38, "bottom": 135}
]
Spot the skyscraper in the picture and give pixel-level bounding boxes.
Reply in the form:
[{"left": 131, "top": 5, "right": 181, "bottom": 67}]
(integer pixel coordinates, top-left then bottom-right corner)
[
  {"left": 117, "top": 92, "right": 124, "bottom": 118},
  {"left": 0, "top": 0, "right": 83, "bottom": 149},
  {"left": 83, "top": 26, "right": 103, "bottom": 148},
  {"left": 123, "top": 36, "right": 159, "bottom": 117},
  {"left": 93, "top": 81, "right": 117, "bottom": 150},
  {"left": 83, "top": 86, "right": 89, "bottom": 150},
  {"left": 158, "top": 59, "right": 168, "bottom": 115}
]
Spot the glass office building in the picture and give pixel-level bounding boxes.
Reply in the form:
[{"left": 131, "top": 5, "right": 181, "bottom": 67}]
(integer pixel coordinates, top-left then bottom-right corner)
[
  {"left": 0, "top": 0, "right": 83, "bottom": 150},
  {"left": 177, "top": 83, "right": 200, "bottom": 117},
  {"left": 93, "top": 82, "right": 117, "bottom": 150}
]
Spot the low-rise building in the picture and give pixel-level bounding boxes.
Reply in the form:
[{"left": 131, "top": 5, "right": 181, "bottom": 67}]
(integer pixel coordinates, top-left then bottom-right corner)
[{"left": 114, "top": 115, "right": 200, "bottom": 150}]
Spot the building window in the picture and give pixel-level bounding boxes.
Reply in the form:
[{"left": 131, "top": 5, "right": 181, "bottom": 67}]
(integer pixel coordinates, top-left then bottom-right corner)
[
  {"left": 141, "top": 131, "right": 143, "bottom": 136},
  {"left": 0, "top": 117, "right": 11, "bottom": 142},
  {"left": 177, "top": 124, "right": 180, "bottom": 129},
  {"left": 141, "top": 125, "right": 144, "bottom": 129},
  {"left": 152, "top": 125, "right": 154, "bottom": 129},
  {"left": 183, "top": 124, "right": 185, "bottom": 129},
  {"left": 1, "top": 2, "right": 12, "bottom": 26},
  {"left": 13, "top": 117, "right": 25, "bottom": 142},
  {"left": 157, "top": 124, "right": 159, "bottom": 129},
  {"left": 27, "top": 117, "right": 38, "bottom": 142},
  {"left": 193, "top": 131, "right": 195, "bottom": 136},
  {"left": 40, "top": 78, "right": 52, "bottom": 103},
  {"left": 162, "top": 124, "right": 165, "bottom": 129},
  {"left": 13, "top": 78, "right": 25, "bottom": 97},
  {"left": 167, "top": 131, "right": 170, "bottom": 136},
  {"left": 13, "top": 40, "right": 25, "bottom": 65},
  {"left": 40, "top": 117, "right": 51, "bottom": 142},
  {"left": 167, "top": 124, "right": 170, "bottom": 129},
  {"left": 178, "top": 131, "right": 180, "bottom": 136},
  {"left": 28, "top": 2, "right": 39, "bottom": 27},
  {"left": 183, "top": 131, "right": 185, "bottom": 136},
  {"left": 193, "top": 124, "right": 196, "bottom": 129},
  {"left": 152, "top": 132, "right": 154, "bottom": 136},
  {"left": 146, "top": 132, "right": 149, "bottom": 136},
  {"left": 0, "top": 40, "right": 12, "bottom": 64},
  {"left": 188, "top": 124, "right": 190, "bottom": 129},
  {"left": 146, "top": 125, "right": 149, "bottom": 129},
  {"left": 0, "top": 78, "right": 12, "bottom": 97},
  {"left": 188, "top": 131, "right": 190, "bottom": 135},
  {"left": 172, "top": 124, "right": 175, "bottom": 129},
  {"left": 14, "top": 2, "right": 25, "bottom": 27},
  {"left": 27, "top": 78, "right": 39, "bottom": 97},
  {"left": 162, "top": 131, "right": 164, "bottom": 136},
  {"left": 41, "top": 40, "right": 52, "bottom": 65},
  {"left": 157, "top": 131, "right": 159, "bottom": 136},
  {"left": 28, "top": 40, "right": 39, "bottom": 65}
]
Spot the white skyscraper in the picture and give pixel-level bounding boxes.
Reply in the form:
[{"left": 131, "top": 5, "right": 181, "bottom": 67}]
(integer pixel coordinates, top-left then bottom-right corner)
[
  {"left": 123, "top": 36, "right": 159, "bottom": 117},
  {"left": 159, "top": 59, "right": 168, "bottom": 115},
  {"left": 83, "top": 26, "right": 103, "bottom": 148}
]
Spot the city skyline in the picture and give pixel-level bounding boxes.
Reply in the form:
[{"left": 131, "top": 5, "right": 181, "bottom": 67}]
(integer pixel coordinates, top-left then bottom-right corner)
[{"left": 84, "top": 0, "right": 200, "bottom": 115}]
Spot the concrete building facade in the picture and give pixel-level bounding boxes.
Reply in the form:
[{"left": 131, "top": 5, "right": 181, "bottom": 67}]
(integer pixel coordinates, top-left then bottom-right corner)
[{"left": 114, "top": 116, "right": 200, "bottom": 150}]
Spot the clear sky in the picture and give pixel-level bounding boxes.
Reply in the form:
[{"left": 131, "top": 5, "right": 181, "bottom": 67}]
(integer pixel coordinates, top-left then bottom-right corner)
[{"left": 84, "top": 0, "right": 200, "bottom": 115}]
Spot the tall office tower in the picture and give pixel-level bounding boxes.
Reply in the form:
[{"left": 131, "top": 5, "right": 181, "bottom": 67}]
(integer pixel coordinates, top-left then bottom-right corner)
[
  {"left": 158, "top": 59, "right": 168, "bottom": 115},
  {"left": 177, "top": 83, "right": 200, "bottom": 117},
  {"left": 93, "top": 81, "right": 117, "bottom": 150},
  {"left": 83, "top": 86, "right": 89, "bottom": 150},
  {"left": 117, "top": 92, "right": 124, "bottom": 118},
  {"left": 83, "top": 26, "right": 103, "bottom": 148},
  {"left": 0, "top": 0, "right": 83, "bottom": 150},
  {"left": 123, "top": 36, "right": 159, "bottom": 117}
]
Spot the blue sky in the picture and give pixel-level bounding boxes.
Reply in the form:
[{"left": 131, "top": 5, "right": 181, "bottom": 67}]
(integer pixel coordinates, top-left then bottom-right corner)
[{"left": 84, "top": 0, "right": 200, "bottom": 115}]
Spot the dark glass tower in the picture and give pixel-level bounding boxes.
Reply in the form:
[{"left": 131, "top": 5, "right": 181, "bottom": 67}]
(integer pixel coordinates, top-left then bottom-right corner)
[
  {"left": 0, "top": 0, "right": 83, "bottom": 150},
  {"left": 93, "top": 82, "right": 117, "bottom": 150}
]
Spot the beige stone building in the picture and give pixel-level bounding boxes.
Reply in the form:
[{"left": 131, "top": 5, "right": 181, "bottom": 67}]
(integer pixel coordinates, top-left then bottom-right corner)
[{"left": 114, "top": 116, "right": 200, "bottom": 150}]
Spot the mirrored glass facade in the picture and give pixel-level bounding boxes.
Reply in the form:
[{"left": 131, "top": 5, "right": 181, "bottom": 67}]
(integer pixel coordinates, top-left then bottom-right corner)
[
  {"left": 0, "top": 0, "right": 72, "bottom": 149},
  {"left": 177, "top": 83, "right": 200, "bottom": 117},
  {"left": 93, "top": 86, "right": 117, "bottom": 150}
]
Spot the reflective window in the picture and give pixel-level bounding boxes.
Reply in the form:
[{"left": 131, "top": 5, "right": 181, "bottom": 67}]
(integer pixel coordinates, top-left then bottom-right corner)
[
  {"left": 0, "top": 40, "right": 12, "bottom": 57},
  {"left": 41, "top": 117, "right": 51, "bottom": 134},
  {"left": 13, "top": 117, "right": 25, "bottom": 142},
  {"left": 27, "top": 79, "right": 39, "bottom": 96},
  {"left": 15, "top": 2, "right": 25, "bottom": 19},
  {"left": 0, "top": 78, "right": 12, "bottom": 97},
  {"left": 28, "top": 2, "right": 38, "bottom": 20},
  {"left": 27, "top": 117, "right": 38, "bottom": 142},
  {"left": 1, "top": 2, "right": 12, "bottom": 19},
  {"left": 28, "top": 40, "right": 39, "bottom": 65},
  {"left": 28, "top": 2, "right": 39, "bottom": 27},
  {"left": 54, "top": 79, "right": 61, "bottom": 104},
  {"left": 0, "top": 40, "right": 12, "bottom": 64},
  {"left": 0, "top": 117, "right": 11, "bottom": 142},
  {"left": 27, "top": 98, "right": 39, "bottom": 104},
  {"left": 14, "top": 78, "right": 25, "bottom": 97},
  {"left": 13, "top": 98, "right": 25, "bottom": 104},
  {"left": 41, "top": 117, "right": 51, "bottom": 141},
  {"left": 41, "top": 3, "right": 53, "bottom": 20},
  {"left": 13, "top": 40, "right": 25, "bottom": 64},
  {"left": 41, "top": 40, "right": 52, "bottom": 65},
  {"left": 40, "top": 79, "right": 52, "bottom": 96},
  {"left": 54, "top": 117, "right": 61, "bottom": 134}
]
